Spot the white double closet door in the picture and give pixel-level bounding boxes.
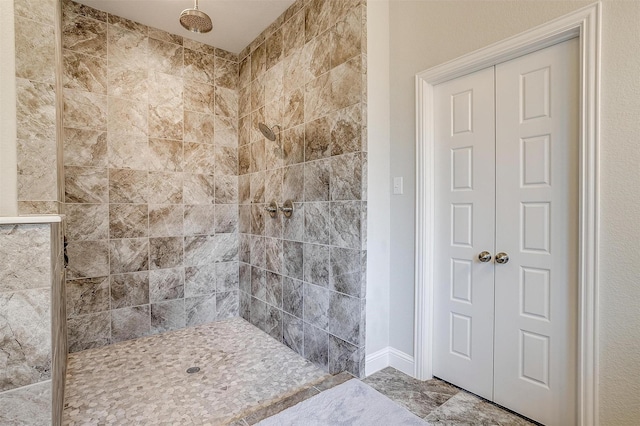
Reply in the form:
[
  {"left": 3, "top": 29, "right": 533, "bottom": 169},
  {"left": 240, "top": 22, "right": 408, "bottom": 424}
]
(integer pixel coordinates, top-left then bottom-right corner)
[{"left": 433, "top": 39, "right": 579, "bottom": 425}]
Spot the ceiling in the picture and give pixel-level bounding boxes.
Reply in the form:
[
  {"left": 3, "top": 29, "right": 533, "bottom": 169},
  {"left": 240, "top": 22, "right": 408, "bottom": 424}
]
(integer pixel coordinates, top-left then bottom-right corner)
[{"left": 74, "top": 0, "right": 296, "bottom": 54}]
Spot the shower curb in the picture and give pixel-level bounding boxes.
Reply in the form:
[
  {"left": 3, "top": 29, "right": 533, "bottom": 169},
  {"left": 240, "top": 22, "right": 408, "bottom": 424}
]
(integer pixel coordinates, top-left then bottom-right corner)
[{"left": 225, "top": 372, "right": 354, "bottom": 425}]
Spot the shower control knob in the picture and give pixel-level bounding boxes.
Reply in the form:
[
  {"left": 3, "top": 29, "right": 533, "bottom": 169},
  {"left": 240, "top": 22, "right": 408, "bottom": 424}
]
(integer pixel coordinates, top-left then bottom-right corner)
[
  {"left": 495, "top": 252, "right": 509, "bottom": 264},
  {"left": 279, "top": 200, "right": 294, "bottom": 218},
  {"left": 478, "top": 251, "right": 492, "bottom": 263},
  {"left": 265, "top": 201, "right": 278, "bottom": 218}
]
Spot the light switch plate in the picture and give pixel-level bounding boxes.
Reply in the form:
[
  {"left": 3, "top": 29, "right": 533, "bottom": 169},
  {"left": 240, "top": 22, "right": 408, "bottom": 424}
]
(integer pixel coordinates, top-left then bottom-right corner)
[{"left": 393, "top": 177, "right": 403, "bottom": 195}]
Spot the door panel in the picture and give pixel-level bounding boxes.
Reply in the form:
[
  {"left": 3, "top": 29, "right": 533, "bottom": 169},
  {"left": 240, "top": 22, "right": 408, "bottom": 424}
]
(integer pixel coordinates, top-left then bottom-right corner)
[
  {"left": 433, "top": 66, "right": 496, "bottom": 400},
  {"left": 493, "top": 38, "right": 579, "bottom": 426}
]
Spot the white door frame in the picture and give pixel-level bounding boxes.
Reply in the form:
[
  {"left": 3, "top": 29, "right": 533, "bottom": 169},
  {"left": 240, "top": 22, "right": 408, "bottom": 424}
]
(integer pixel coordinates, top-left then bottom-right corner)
[{"left": 413, "top": 3, "right": 601, "bottom": 426}]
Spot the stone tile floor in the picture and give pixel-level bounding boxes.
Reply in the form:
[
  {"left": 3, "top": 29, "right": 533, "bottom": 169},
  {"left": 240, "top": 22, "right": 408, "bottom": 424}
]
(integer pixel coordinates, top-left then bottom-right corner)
[
  {"left": 64, "top": 317, "right": 537, "bottom": 425},
  {"left": 63, "top": 317, "right": 329, "bottom": 425},
  {"left": 234, "top": 367, "right": 538, "bottom": 425},
  {"left": 363, "top": 368, "right": 538, "bottom": 425}
]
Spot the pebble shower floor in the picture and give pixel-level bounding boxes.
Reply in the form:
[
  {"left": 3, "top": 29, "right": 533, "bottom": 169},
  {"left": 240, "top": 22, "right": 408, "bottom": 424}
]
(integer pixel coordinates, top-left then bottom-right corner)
[{"left": 63, "top": 318, "right": 329, "bottom": 425}]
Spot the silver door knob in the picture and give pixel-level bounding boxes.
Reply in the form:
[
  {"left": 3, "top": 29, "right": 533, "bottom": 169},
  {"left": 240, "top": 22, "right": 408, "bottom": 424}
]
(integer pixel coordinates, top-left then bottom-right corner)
[
  {"left": 495, "top": 252, "right": 509, "bottom": 264},
  {"left": 478, "top": 251, "right": 492, "bottom": 263}
]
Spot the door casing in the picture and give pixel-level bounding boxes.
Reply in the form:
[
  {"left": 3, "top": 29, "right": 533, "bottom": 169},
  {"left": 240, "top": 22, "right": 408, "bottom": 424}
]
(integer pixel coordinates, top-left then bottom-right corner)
[{"left": 413, "top": 3, "right": 601, "bottom": 426}]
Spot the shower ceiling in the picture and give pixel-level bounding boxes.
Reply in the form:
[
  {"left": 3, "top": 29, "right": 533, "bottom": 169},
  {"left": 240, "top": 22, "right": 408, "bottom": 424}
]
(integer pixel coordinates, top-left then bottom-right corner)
[{"left": 74, "top": 0, "right": 296, "bottom": 53}]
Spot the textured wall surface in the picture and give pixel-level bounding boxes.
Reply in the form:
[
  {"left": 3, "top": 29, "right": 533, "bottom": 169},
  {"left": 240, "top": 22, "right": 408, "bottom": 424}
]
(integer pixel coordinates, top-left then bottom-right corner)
[
  {"left": 0, "top": 223, "right": 52, "bottom": 423},
  {"left": 0, "top": 222, "right": 64, "bottom": 426},
  {"left": 61, "top": 0, "right": 240, "bottom": 352},
  {"left": 0, "top": 224, "right": 52, "bottom": 392},
  {"left": 236, "top": 0, "right": 368, "bottom": 376},
  {"left": 13, "top": 0, "right": 60, "bottom": 215}
]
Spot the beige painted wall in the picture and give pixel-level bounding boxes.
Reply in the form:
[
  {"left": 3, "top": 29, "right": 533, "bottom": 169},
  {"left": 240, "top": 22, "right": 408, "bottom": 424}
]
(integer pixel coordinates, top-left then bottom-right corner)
[
  {"left": 0, "top": 0, "right": 18, "bottom": 216},
  {"left": 387, "top": 1, "right": 640, "bottom": 424},
  {"left": 365, "top": 0, "right": 391, "bottom": 359}
]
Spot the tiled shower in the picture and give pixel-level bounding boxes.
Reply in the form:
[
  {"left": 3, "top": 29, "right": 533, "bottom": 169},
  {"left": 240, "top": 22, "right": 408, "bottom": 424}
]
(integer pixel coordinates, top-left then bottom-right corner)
[
  {"left": 236, "top": 0, "right": 367, "bottom": 376},
  {"left": 61, "top": 0, "right": 242, "bottom": 352},
  {"left": 2, "top": 0, "right": 367, "bottom": 420}
]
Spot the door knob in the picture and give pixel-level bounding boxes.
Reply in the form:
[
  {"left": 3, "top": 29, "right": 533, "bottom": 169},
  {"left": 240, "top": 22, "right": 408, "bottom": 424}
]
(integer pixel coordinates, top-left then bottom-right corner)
[
  {"left": 478, "top": 251, "right": 492, "bottom": 263},
  {"left": 495, "top": 252, "right": 509, "bottom": 264}
]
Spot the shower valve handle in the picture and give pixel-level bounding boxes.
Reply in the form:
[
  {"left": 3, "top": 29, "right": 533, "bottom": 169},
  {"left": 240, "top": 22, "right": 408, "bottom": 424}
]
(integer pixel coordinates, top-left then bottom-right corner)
[
  {"left": 279, "top": 200, "right": 294, "bottom": 218},
  {"left": 265, "top": 201, "right": 278, "bottom": 218}
]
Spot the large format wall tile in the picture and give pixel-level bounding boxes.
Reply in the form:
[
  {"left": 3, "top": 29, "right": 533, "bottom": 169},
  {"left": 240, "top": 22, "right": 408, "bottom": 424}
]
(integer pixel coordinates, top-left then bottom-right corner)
[
  {"left": 62, "top": 0, "right": 238, "bottom": 351},
  {"left": 151, "top": 299, "right": 185, "bottom": 333},
  {"left": 238, "top": 0, "right": 367, "bottom": 376},
  {"left": 14, "top": 16, "right": 56, "bottom": 84},
  {"left": 0, "top": 380, "right": 51, "bottom": 426},
  {"left": 111, "top": 272, "right": 149, "bottom": 309},
  {"left": 64, "top": 166, "right": 108, "bottom": 203},
  {"left": 107, "top": 63, "right": 148, "bottom": 100},
  {"left": 15, "top": 78, "right": 56, "bottom": 142},
  {"left": 184, "top": 111, "right": 215, "bottom": 144},
  {"left": 111, "top": 305, "right": 150, "bottom": 342},
  {"left": 66, "top": 277, "right": 109, "bottom": 317},
  {"left": 185, "top": 294, "right": 217, "bottom": 326},
  {"left": 59, "top": 0, "right": 367, "bottom": 377},
  {"left": 17, "top": 147, "right": 55, "bottom": 212},
  {"left": 63, "top": 49, "right": 107, "bottom": 94},
  {"left": 108, "top": 25, "right": 147, "bottom": 69},
  {"left": 149, "top": 38, "right": 183, "bottom": 77},
  {"left": 15, "top": 0, "right": 56, "bottom": 25},
  {"left": 67, "top": 312, "right": 110, "bottom": 353},
  {"left": 0, "top": 289, "right": 52, "bottom": 392},
  {"left": 63, "top": 128, "right": 107, "bottom": 167},
  {"left": 62, "top": 13, "right": 107, "bottom": 58},
  {"left": 150, "top": 268, "right": 184, "bottom": 302},
  {"left": 109, "top": 238, "right": 149, "bottom": 274},
  {"left": 64, "top": 89, "right": 107, "bottom": 130},
  {"left": 0, "top": 225, "right": 50, "bottom": 293},
  {"left": 66, "top": 240, "right": 109, "bottom": 280},
  {"left": 149, "top": 204, "right": 184, "bottom": 237}
]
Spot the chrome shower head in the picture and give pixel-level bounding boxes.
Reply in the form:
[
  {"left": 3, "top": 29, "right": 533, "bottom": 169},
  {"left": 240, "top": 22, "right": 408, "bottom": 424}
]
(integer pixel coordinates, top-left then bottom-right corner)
[
  {"left": 258, "top": 123, "right": 280, "bottom": 141},
  {"left": 180, "top": 0, "right": 212, "bottom": 34}
]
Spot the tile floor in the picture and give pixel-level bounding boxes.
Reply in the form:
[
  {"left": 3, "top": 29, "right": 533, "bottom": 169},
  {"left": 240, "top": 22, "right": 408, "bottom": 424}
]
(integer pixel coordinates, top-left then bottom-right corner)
[
  {"left": 63, "top": 318, "right": 329, "bottom": 425},
  {"left": 364, "top": 368, "right": 538, "bottom": 425},
  {"left": 63, "top": 317, "right": 536, "bottom": 425}
]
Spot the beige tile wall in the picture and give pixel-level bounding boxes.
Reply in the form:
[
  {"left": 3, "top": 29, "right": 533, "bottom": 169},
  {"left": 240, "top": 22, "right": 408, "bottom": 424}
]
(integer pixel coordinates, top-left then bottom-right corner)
[
  {"left": 237, "top": 0, "right": 368, "bottom": 377},
  {"left": 0, "top": 223, "right": 54, "bottom": 424},
  {"left": 13, "top": 0, "right": 61, "bottom": 215},
  {"left": 61, "top": 0, "right": 368, "bottom": 380},
  {"left": 61, "top": 0, "right": 240, "bottom": 352}
]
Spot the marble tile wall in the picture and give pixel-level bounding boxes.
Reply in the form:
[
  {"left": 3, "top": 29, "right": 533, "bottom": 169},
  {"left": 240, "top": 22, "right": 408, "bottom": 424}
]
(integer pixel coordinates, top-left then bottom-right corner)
[
  {"left": 0, "top": 223, "right": 55, "bottom": 424},
  {"left": 237, "top": 0, "right": 368, "bottom": 377},
  {"left": 13, "top": 0, "right": 62, "bottom": 215},
  {"left": 62, "top": 0, "right": 239, "bottom": 352}
]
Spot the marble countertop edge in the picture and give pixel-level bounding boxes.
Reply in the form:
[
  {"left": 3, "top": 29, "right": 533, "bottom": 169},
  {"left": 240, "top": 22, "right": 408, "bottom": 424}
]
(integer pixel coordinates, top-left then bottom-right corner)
[{"left": 0, "top": 215, "right": 63, "bottom": 225}]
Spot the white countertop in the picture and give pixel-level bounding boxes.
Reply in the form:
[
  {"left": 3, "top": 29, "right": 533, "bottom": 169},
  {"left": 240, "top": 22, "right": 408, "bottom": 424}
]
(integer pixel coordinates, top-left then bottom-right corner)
[{"left": 0, "top": 215, "right": 63, "bottom": 224}]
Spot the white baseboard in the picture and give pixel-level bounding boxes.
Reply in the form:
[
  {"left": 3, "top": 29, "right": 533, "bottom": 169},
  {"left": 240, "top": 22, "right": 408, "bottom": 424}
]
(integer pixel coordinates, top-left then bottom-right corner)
[
  {"left": 365, "top": 347, "right": 389, "bottom": 376},
  {"left": 388, "top": 347, "right": 415, "bottom": 376},
  {"left": 365, "top": 347, "right": 415, "bottom": 377}
]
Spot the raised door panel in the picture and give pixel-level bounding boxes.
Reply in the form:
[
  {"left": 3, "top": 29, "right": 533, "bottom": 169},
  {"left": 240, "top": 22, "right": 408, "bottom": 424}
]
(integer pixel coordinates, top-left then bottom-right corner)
[
  {"left": 493, "top": 38, "right": 579, "bottom": 426},
  {"left": 433, "top": 66, "right": 495, "bottom": 400}
]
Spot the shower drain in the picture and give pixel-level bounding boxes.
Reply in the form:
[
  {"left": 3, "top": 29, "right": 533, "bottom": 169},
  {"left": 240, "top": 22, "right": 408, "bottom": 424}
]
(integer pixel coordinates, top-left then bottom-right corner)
[{"left": 186, "top": 367, "right": 200, "bottom": 374}]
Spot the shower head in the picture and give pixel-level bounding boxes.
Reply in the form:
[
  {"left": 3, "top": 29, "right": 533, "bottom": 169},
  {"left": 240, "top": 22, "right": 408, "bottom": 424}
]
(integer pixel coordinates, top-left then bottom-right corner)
[
  {"left": 258, "top": 123, "right": 280, "bottom": 141},
  {"left": 180, "top": 0, "right": 212, "bottom": 34}
]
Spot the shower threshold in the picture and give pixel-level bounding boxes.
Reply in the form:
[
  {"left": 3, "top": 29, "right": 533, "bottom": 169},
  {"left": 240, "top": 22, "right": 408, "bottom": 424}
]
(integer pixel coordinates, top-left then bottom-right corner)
[{"left": 63, "top": 317, "right": 330, "bottom": 425}]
